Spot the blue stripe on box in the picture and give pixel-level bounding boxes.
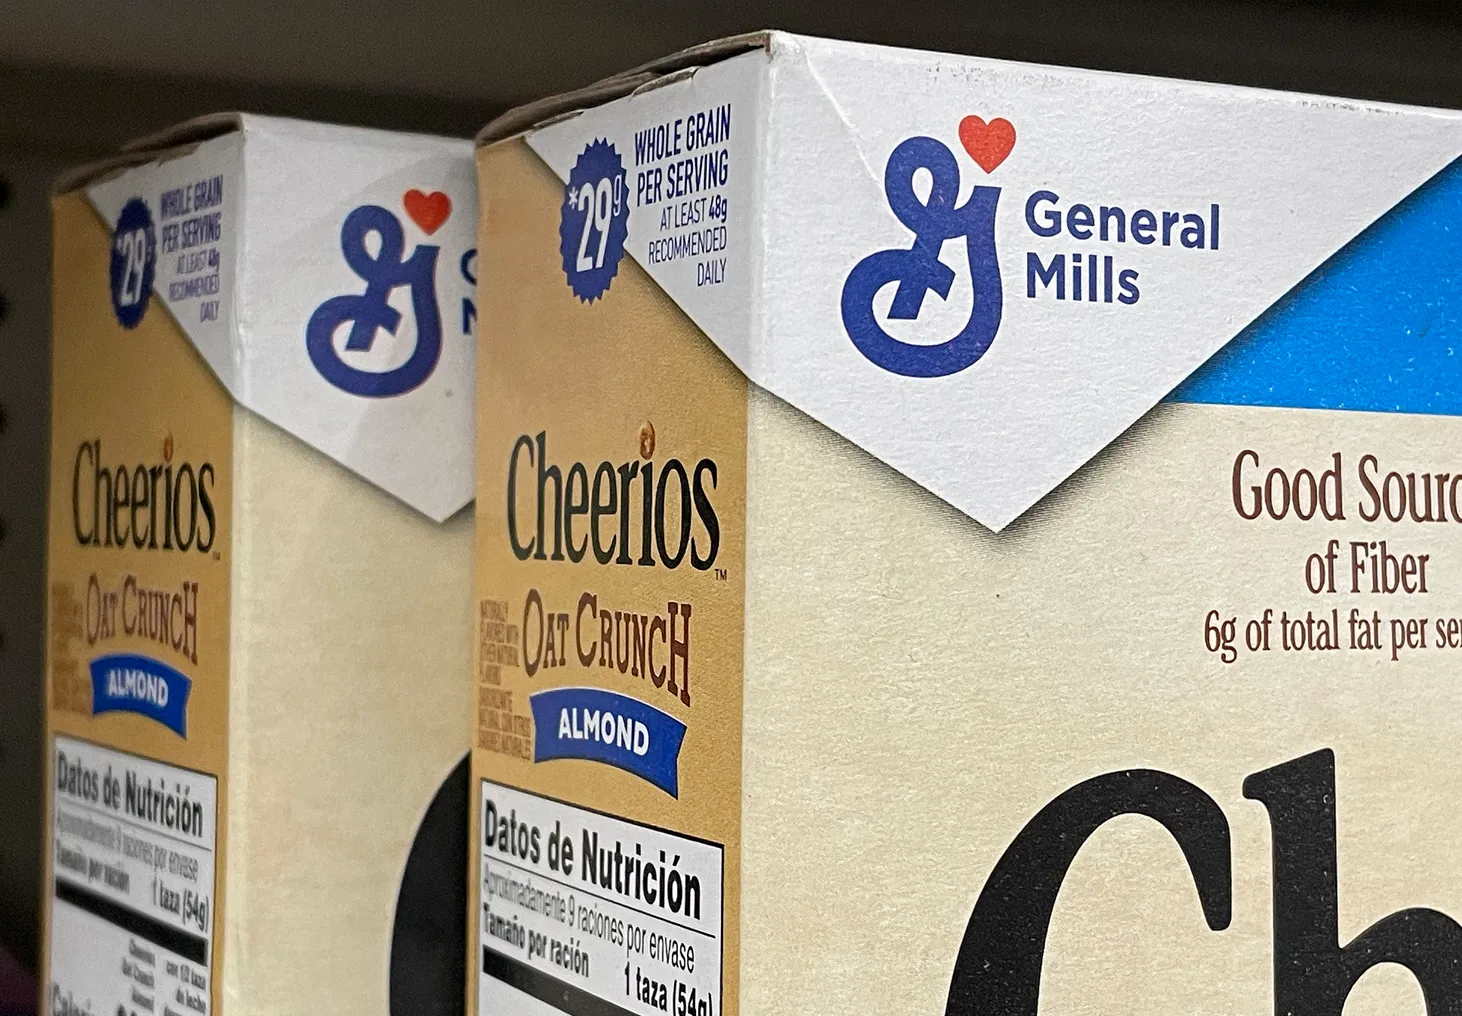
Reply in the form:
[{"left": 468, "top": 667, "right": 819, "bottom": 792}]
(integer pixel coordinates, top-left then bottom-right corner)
[{"left": 1170, "top": 154, "right": 1462, "bottom": 415}]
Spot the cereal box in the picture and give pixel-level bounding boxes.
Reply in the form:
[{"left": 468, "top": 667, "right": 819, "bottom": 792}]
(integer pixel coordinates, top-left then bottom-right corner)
[
  {"left": 46, "top": 114, "right": 476, "bottom": 1016},
  {"left": 471, "top": 32, "right": 1462, "bottom": 1016}
]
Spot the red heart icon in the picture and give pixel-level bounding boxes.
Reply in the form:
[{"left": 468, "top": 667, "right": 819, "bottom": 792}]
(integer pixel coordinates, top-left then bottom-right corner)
[
  {"left": 958, "top": 116, "right": 1016, "bottom": 173},
  {"left": 403, "top": 189, "right": 451, "bottom": 234}
]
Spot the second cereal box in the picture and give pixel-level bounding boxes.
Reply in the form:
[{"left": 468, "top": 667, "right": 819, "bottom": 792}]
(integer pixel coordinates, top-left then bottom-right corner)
[{"left": 472, "top": 32, "right": 1462, "bottom": 1016}]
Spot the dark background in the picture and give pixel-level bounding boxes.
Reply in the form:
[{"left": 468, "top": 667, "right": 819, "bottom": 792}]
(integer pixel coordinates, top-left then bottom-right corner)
[
  {"left": 7, "top": 0, "right": 1462, "bottom": 159},
  {"left": 4, "top": 0, "right": 1462, "bottom": 975}
]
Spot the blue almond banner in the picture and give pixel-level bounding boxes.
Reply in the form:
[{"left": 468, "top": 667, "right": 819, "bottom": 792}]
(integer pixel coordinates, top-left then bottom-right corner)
[
  {"left": 89, "top": 653, "right": 192, "bottom": 737},
  {"left": 528, "top": 687, "right": 687, "bottom": 797}
]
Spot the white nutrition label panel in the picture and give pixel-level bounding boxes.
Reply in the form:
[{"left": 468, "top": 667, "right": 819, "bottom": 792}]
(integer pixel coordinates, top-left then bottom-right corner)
[
  {"left": 477, "top": 780, "right": 724, "bottom": 1016},
  {"left": 48, "top": 736, "right": 217, "bottom": 1016}
]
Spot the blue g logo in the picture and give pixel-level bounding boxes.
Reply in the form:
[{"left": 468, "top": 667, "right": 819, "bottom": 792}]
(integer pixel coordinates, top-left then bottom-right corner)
[
  {"left": 109, "top": 198, "right": 156, "bottom": 329},
  {"left": 841, "top": 137, "right": 1003, "bottom": 378},
  {"left": 307, "top": 205, "right": 441, "bottom": 398}
]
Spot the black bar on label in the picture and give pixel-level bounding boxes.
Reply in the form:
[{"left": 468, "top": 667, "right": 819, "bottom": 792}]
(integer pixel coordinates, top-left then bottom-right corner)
[
  {"left": 54, "top": 878, "right": 208, "bottom": 965},
  {"left": 482, "top": 946, "right": 638, "bottom": 1016}
]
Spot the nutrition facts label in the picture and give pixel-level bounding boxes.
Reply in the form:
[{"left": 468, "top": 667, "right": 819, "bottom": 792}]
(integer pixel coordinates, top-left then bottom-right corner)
[
  {"left": 478, "top": 781, "right": 723, "bottom": 1016},
  {"left": 49, "top": 736, "right": 217, "bottom": 1016}
]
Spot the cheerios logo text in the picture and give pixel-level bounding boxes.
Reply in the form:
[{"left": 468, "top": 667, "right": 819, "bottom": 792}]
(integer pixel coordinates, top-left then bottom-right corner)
[
  {"left": 72, "top": 436, "right": 216, "bottom": 554},
  {"left": 505, "top": 425, "right": 720, "bottom": 573}
]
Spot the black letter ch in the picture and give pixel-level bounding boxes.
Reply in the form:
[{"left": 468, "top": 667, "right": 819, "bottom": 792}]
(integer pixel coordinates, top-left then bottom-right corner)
[{"left": 945, "top": 749, "right": 1462, "bottom": 1016}]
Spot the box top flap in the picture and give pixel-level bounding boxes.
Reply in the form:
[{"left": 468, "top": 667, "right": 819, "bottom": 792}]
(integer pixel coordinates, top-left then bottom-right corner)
[
  {"left": 61, "top": 113, "right": 479, "bottom": 522},
  {"left": 477, "top": 32, "right": 770, "bottom": 146},
  {"left": 501, "top": 31, "right": 1462, "bottom": 531},
  {"left": 54, "top": 114, "right": 245, "bottom": 195}
]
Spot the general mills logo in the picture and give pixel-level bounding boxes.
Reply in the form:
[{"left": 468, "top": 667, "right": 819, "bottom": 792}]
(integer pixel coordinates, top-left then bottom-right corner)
[
  {"left": 307, "top": 189, "right": 454, "bottom": 398},
  {"left": 841, "top": 117, "right": 1015, "bottom": 378}
]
